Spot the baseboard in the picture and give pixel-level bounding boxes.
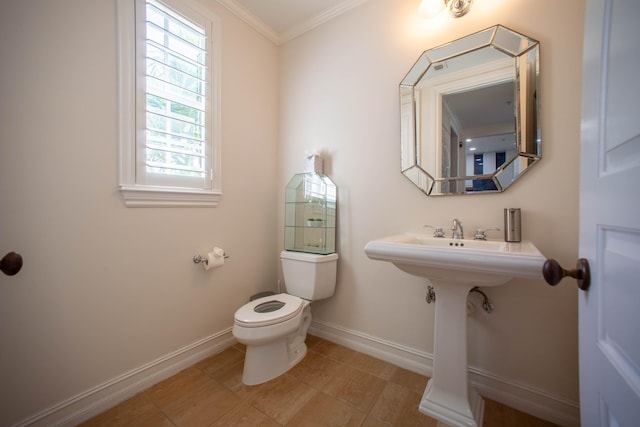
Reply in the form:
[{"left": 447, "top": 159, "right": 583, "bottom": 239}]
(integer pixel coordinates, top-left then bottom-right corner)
[
  {"left": 468, "top": 367, "right": 580, "bottom": 427},
  {"left": 16, "top": 321, "right": 579, "bottom": 427},
  {"left": 15, "top": 328, "right": 235, "bottom": 427},
  {"left": 309, "top": 320, "right": 580, "bottom": 427},
  {"left": 309, "top": 319, "right": 434, "bottom": 377}
]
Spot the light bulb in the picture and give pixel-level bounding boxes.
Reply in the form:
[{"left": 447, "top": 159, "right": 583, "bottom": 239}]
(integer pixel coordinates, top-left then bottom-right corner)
[{"left": 418, "top": 0, "right": 446, "bottom": 19}]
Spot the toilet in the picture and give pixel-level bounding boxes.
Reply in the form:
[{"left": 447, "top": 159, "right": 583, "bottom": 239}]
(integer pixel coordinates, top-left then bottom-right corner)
[{"left": 232, "top": 250, "right": 338, "bottom": 385}]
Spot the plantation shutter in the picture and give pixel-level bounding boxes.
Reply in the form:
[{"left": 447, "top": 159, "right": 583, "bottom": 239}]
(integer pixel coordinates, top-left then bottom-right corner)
[{"left": 137, "top": 0, "right": 211, "bottom": 189}]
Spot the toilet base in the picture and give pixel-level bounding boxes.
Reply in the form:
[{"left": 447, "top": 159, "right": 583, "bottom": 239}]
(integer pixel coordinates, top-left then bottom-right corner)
[
  {"left": 242, "top": 340, "right": 307, "bottom": 385},
  {"left": 240, "top": 304, "right": 312, "bottom": 385}
]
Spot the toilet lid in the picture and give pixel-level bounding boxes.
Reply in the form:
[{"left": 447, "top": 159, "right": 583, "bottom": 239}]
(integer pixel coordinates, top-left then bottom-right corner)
[{"left": 234, "top": 293, "right": 304, "bottom": 328}]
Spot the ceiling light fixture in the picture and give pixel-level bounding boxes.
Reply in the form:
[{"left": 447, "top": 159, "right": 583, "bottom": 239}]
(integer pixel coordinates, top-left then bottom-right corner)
[{"left": 418, "top": 0, "right": 473, "bottom": 19}]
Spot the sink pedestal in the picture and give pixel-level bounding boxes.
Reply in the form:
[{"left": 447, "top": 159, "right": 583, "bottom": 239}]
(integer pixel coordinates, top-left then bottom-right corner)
[
  {"left": 364, "top": 234, "right": 546, "bottom": 427},
  {"left": 419, "top": 281, "right": 484, "bottom": 427}
]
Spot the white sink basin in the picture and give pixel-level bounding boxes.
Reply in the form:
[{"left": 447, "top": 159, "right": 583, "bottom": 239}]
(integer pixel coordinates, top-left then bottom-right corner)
[
  {"left": 364, "top": 233, "right": 545, "bottom": 286},
  {"left": 364, "top": 233, "right": 546, "bottom": 427}
]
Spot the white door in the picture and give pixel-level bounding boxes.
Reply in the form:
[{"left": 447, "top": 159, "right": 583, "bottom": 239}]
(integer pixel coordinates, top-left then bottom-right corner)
[{"left": 579, "top": 0, "right": 640, "bottom": 426}]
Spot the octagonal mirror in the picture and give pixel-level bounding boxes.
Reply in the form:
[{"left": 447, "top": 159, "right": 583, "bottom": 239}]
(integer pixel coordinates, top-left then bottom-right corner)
[{"left": 400, "top": 25, "right": 541, "bottom": 195}]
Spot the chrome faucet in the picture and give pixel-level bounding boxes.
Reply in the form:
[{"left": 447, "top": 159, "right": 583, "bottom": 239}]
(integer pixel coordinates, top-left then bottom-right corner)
[{"left": 451, "top": 218, "right": 464, "bottom": 239}]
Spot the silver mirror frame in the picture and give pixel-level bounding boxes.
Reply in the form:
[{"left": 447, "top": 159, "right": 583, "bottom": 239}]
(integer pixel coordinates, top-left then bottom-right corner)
[{"left": 400, "top": 25, "right": 541, "bottom": 196}]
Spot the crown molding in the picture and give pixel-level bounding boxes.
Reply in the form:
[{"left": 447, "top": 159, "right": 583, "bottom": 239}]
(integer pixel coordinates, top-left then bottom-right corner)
[
  {"left": 216, "top": 0, "right": 280, "bottom": 44},
  {"left": 279, "top": 0, "right": 370, "bottom": 44},
  {"left": 217, "top": 0, "right": 370, "bottom": 45}
]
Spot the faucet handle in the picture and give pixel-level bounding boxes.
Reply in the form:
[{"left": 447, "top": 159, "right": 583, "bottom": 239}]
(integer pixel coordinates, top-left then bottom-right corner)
[
  {"left": 474, "top": 227, "right": 500, "bottom": 240},
  {"left": 424, "top": 225, "right": 445, "bottom": 238}
]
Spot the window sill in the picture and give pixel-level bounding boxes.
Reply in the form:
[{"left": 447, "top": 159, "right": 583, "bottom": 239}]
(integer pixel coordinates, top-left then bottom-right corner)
[{"left": 119, "top": 185, "right": 222, "bottom": 207}]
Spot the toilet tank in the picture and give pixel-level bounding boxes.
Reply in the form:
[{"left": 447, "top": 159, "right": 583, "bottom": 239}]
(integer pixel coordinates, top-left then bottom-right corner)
[{"left": 280, "top": 251, "right": 338, "bottom": 300}]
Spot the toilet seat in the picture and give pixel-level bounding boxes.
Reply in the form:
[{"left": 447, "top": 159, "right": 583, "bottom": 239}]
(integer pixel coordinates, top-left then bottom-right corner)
[{"left": 234, "top": 293, "right": 304, "bottom": 328}]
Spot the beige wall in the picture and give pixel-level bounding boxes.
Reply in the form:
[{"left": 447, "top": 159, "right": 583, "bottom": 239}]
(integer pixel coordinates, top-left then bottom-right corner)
[
  {"left": 0, "top": 0, "right": 279, "bottom": 425},
  {"left": 279, "top": 0, "right": 584, "bottom": 406}
]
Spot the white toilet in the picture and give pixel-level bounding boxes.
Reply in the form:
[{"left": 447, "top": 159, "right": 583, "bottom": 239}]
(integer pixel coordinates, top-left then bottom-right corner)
[{"left": 232, "top": 250, "right": 338, "bottom": 385}]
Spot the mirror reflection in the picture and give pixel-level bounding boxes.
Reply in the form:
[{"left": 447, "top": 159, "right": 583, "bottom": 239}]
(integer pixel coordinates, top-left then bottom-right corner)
[{"left": 400, "top": 25, "right": 541, "bottom": 195}]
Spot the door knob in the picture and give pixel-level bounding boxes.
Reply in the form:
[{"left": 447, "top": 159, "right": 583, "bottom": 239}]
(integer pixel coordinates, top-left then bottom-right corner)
[
  {"left": 543, "top": 258, "right": 590, "bottom": 291},
  {"left": 1, "top": 252, "right": 23, "bottom": 276}
]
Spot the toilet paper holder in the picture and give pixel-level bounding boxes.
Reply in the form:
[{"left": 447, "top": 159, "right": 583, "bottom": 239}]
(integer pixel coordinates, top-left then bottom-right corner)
[{"left": 193, "top": 252, "right": 230, "bottom": 265}]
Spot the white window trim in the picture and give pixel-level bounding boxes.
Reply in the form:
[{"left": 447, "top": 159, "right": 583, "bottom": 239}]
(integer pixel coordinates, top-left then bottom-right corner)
[{"left": 117, "top": 0, "right": 222, "bottom": 207}]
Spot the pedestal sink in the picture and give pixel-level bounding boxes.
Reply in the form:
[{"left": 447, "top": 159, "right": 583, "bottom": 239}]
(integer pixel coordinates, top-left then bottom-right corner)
[{"left": 364, "top": 233, "right": 545, "bottom": 427}]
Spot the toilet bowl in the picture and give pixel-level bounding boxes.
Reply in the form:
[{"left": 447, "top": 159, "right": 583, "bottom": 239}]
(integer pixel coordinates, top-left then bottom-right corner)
[
  {"left": 232, "top": 251, "right": 338, "bottom": 385},
  {"left": 233, "top": 293, "right": 311, "bottom": 385}
]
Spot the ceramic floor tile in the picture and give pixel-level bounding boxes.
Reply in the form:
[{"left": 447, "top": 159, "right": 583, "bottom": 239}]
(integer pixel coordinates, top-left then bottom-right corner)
[
  {"left": 483, "top": 398, "right": 557, "bottom": 427},
  {"left": 162, "top": 380, "right": 241, "bottom": 426},
  {"left": 245, "top": 373, "right": 318, "bottom": 425},
  {"left": 145, "top": 366, "right": 211, "bottom": 409},
  {"left": 209, "top": 359, "right": 253, "bottom": 398},
  {"left": 348, "top": 352, "right": 397, "bottom": 380},
  {"left": 285, "top": 391, "right": 367, "bottom": 427},
  {"left": 81, "top": 335, "right": 561, "bottom": 427},
  {"left": 119, "top": 411, "right": 174, "bottom": 427},
  {"left": 366, "top": 381, "right": 437, "bottom": 427},
  {"left": 360, "top": 417, "right": 393, "bottom": 427},
  {"left": 195, "top": 347, "right": 245, "bottom": 377},
  {"left": 135, "top": 411, "right": 175, "bottom": 427},
  {"left": 209, "top": 401, "right": 280, "bottom": 427},
  {"left": 389, "top": 367, "right": 429, "bottom": 395},
  {"left": 232, "top": 342, "right": 246, "bottom": 353},
  {"left": 305, "top": 334, "right": 323, "bottom": 349},
  {"left": 79, "top": 393, "right": 172, "bottom": 427},
  {"left": 313, "top": 339, "right": 358, "bottom": 364},
  {"left": 321, "top": 364, "right": 387, "bottom": 412},
  {"left": 288, "top": 349, "right": 347, "bottom": 389},
  {"left": 482, "top": 398, "right": 513, "bottom": 426}
]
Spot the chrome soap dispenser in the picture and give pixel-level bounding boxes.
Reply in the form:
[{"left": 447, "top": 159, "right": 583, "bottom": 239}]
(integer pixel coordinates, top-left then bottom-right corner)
[{"left": 504, "top": 208, "right": 522, "bottom": 242}]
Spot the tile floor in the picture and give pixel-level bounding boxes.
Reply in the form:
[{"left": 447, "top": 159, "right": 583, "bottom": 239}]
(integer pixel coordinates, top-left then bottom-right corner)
[{"left": 81, "top": 335, "right": 558, "bottom": 426}]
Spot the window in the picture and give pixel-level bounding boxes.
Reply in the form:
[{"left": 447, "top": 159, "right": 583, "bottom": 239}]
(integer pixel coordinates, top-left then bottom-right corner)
[{"left": 118, "top": 0, "right": 221, "bottom": 207}]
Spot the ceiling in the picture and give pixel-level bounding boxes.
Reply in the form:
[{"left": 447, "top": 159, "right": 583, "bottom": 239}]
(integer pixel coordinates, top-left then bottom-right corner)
[{"left": 218, "top": 0, "right": 370, "bottom": 44}]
